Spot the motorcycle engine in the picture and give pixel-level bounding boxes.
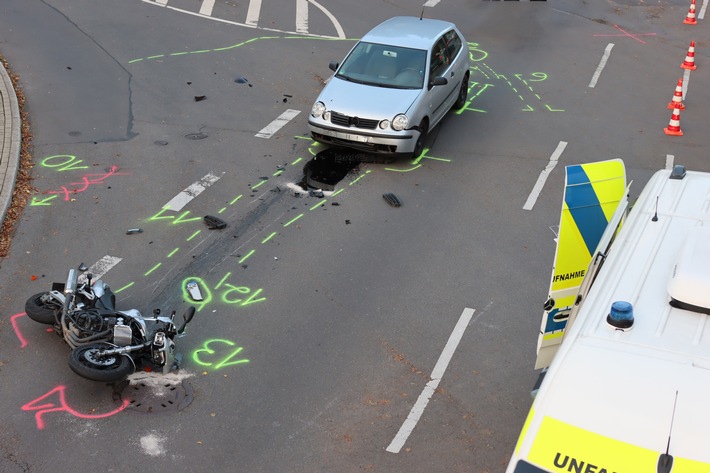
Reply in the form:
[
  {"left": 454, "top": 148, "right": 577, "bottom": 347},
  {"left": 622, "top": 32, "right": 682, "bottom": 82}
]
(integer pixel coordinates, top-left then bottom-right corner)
[{"left": 113, "top": 318, "right": 132, "bottom": 346}]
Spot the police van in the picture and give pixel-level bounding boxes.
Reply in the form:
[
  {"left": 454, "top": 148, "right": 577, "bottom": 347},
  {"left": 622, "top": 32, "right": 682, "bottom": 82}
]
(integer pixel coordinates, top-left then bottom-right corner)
[{"left": 507, "top": 161, "right": 710, "bottom": 473}]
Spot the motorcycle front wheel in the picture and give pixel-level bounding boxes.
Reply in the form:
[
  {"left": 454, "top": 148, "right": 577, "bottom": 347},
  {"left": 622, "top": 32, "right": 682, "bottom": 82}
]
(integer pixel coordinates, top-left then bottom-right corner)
[
  {"left": 68, "top": 343, "right": 134, "bottom": 382},
  {"left": 25, "top": 292, "right": 61, "bottom": 324}
]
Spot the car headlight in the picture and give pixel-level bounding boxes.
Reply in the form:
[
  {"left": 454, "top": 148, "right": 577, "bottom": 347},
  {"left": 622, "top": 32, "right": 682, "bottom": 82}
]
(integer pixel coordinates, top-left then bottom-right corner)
[
  {"left": 311, "top": 101, "right": 326, "bottom": 118},
  {"left": 391, "top": 114, "right": 408, "bottom": 131},
  {"left": 379, "top": 119, "right": 390, "bottom": 130}
]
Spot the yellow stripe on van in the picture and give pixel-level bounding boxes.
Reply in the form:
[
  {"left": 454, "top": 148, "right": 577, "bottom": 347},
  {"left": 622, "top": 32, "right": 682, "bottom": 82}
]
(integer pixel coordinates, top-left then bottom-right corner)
[{"left": 527, "top": 416, "right": 710, "bottom": 473}]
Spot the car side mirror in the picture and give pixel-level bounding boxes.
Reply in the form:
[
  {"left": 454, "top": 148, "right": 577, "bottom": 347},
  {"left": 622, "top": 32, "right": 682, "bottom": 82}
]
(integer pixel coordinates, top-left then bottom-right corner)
[
  {"left": 429, "top": 76, "right": 448, "bottom": 89},
  {"left": 328, "top": 61, "right": 339, "bottom": 72}
]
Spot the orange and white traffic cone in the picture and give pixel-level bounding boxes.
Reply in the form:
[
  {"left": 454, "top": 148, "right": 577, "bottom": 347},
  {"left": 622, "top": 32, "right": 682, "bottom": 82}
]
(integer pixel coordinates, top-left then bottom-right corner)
[
  {"left": 668, "top": 78, "right": 686, "bottom": 110},
  {"left": 684, "top": 0, "right": 698, "bottom": 24},
  {"left": 664, "top": 104, "right": 684, "bottom": 136},
  {"left": 681, "top": 41, "right": 698, "bottom": 70}
]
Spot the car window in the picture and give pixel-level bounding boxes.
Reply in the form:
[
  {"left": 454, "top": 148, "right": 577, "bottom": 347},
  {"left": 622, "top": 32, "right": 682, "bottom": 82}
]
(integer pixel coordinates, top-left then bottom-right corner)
[{"left": 429, "top": 30, "right": 462, "bottom": 80}]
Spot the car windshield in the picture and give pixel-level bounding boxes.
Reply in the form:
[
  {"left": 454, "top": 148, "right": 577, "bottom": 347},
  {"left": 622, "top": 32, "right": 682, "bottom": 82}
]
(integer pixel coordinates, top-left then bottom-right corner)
[{"left": 335, "top": 42, "right": 427, "bottom": 90}]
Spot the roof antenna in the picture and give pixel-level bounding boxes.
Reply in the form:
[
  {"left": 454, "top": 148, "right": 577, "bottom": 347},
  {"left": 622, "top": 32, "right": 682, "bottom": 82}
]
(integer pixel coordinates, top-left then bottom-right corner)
[
  {"left": 657, "top": 391, "right": 678, "bottom": 473},
  {"left": 420, "top": 6, "right": 425, "bottom": 20},
  {"left": 652, "top": 196, "right": 659, "bottom": 222}
]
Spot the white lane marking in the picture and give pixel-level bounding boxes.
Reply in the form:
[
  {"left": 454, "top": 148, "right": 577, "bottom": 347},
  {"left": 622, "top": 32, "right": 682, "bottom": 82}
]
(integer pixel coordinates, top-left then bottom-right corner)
[
  {"left": 423, "top": 0, "right": 441, "bottom": 6},
  {"left": 386, "top": 308, "right": 475, "bottom": 454},
  {"left": 155, "top": 0, "right": 167, "bottom": 4},
  {"left": 163, "top": 172, "right": 223, "bottom": 211},
  {"left": 666, "top": 154, "right": 674, "bottom": 170},
  {"left": 682, "top": 68, "right": 690, "bottom": 100},
  {"left": 141, "top": 0, "right": 344, "bottom": 39},
  {"left": 523, "top": 141, "right": 567, "bottom": 211},
  {"left": 199, "top": 0, "right": 215, "bottom": 16},
  {"left": 296, "top": 0, "right": 308, "bottom": 33},
  {"left": 699, "top": 0, "right": 708, "bottom": 19},
  {"left": 588, "top": 43, "right": 614, "bottom": 88},
  {"left": 77, "top": 256, "right": 123, "bottom": 283},
  {"left": 255, "top": 109, "right": 301, "bottom": 138},
  {"left": 245, "top": 0, "right": 262, "bottom": 27},
  {"left": 307, "top": 0, "right": 345, "bottom": 38}
]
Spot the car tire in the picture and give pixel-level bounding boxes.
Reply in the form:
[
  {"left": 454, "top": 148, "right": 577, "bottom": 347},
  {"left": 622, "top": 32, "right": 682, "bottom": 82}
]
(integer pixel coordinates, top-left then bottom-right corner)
[
  {"left": 412, "top": 120, "right": 428, "bottom": 160},
  {"left": 453, "top": 74, "right": 469, "bottom": 110}
]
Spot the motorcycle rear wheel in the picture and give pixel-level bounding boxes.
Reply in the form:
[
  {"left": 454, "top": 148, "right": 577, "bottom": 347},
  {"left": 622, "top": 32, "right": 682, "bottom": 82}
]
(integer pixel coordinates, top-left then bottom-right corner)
[
  {"left": 25, "top": 292, "right": 61, "bottom": 324},
  {"left": 68, "top": 343, "right": 134, "bottom": 382}
]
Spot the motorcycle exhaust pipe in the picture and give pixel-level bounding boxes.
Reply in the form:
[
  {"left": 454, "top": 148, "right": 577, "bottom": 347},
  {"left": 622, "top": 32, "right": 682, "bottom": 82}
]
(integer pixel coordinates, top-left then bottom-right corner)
[{"left": 63, "top": 268, "right": 79, "bottom": 315}]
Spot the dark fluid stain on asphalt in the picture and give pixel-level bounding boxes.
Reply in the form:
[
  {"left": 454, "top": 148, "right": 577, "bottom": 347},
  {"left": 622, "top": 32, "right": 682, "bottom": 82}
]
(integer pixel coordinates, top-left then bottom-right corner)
[
  {"left": 302, "top": 148, "right": 363, "bottom": 191},
  {"left": 154, "top": 140, "right": 169, "bottom": 146}
]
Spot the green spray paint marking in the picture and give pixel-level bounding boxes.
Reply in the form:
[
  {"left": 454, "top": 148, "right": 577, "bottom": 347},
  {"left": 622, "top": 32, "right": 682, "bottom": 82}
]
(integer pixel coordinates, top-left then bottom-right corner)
[
  {"left": 128, "top": 36, "right": 355, "bottom": 64},
  {"left": 167, "top": 248, "right": 180, "bottom": 258},
  {"left": 187, "top": 230, "right": 201, "bottom": 241},
  {"left": 181, "top": 276, "right": 266, "bottom": 311},
  {"left": 115, "top": 282, "right": 135, "bottom": 293},
  {"left": 239, "top": 250, "right": 255, "bottom": 264},
  {"left": 41, "top": 154, "right": 89, "bottom": 171},
  {"left": 284, "top": 213, "right": 304, "bottom": 227},
  {"left": 262, "top": 232, "right": 278, "bottom": 244},
  {"left": 144, "top": 263, "right": 162, "bottom": 276},
  {"left": 31, "top": 195, "right": 59, "bottom": 206},
  {"left": 192, "top": 340, "right": 249, "bottom": 370},
  {"left": 310, "top": 200, "right": 326, "bottom": 210}
]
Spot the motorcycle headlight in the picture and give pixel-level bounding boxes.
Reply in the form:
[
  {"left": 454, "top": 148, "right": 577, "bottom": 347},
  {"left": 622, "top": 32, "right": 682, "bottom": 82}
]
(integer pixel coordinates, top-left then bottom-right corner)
[
  {"left": 311, "top": 101, "right": 326, "bottom": 118},
  {"left": 391, "top": 114, "right": 408, "bottom": 131}
]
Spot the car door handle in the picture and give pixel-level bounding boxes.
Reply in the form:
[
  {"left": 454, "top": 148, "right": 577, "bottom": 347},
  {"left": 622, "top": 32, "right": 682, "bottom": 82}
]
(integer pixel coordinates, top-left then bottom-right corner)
[{"left": 450, "top": 71, "right": 455, "bottom": 77}]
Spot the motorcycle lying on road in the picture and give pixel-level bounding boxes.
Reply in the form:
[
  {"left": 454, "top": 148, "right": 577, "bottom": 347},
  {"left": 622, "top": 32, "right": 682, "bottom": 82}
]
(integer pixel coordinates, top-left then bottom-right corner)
[{"left": 25, "top": 267, "right": 195, "bottom": 382}]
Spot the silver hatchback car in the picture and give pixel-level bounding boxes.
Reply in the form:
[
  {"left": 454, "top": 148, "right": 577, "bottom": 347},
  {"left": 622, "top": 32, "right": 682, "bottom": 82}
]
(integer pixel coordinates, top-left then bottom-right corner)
[{"left": 308, "top": 16, "right": 470, "bottom": 159}]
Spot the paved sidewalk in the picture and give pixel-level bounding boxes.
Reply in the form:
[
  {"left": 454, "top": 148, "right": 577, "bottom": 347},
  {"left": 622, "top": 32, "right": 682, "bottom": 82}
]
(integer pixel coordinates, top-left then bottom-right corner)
[{"left": 0, "top": 59, "right": 21, "bottom": 228}]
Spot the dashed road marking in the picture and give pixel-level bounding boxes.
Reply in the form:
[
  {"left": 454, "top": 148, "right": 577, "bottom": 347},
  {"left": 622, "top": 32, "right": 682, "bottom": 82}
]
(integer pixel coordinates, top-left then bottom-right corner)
[
  {"left": 163, "top": 172, "right": 223, "bottom": 212},
  {"left": 77, "top": 256, "right": 123, "bottom": 283},
  {"left": 523, "top": 141, "right": 567, "bottom": 211},
  {"left": 255, "top": 109, "right": 301, "bottom": 138},
  {"left": 386, "top": 307, "right": 475, "bottom": 454},
  {"left": 589, "top": 43, "right": 614, "bottom": 88}
]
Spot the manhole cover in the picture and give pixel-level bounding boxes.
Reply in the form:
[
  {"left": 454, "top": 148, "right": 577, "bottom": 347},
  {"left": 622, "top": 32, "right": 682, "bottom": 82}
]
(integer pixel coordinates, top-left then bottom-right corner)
[
  {"left": 113, "top": 379, "right": 194, "bottom": 413},
  {"left": 185, "top": 132, "right": 208, "bottom": 140}
]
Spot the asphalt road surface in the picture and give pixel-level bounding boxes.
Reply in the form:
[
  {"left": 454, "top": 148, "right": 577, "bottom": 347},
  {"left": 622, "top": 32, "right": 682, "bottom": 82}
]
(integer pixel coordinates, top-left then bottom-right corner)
[{"left": 1, "top": 0, "right": 708, "bottom": 472}]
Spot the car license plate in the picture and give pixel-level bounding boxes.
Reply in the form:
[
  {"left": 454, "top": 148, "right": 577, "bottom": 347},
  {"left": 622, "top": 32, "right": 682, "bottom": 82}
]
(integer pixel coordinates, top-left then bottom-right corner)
[{"left": 345, "top": 134, "right": 369, "bottom": 143}]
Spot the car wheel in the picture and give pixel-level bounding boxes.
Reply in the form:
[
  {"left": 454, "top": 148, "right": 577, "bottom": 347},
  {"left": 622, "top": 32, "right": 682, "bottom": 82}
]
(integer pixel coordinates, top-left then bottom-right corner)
[
  {"left": 453, "top": 74, "right": 469, "bottom": 110},
  {"left": 412, "top": 120, "right": 428, "bottom": 160}
]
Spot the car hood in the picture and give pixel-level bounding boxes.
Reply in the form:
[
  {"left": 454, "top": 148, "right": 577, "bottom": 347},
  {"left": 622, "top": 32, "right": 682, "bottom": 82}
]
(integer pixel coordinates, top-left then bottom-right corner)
[{"left": 318, "top": 77, "right": 422, "bottom": 119}]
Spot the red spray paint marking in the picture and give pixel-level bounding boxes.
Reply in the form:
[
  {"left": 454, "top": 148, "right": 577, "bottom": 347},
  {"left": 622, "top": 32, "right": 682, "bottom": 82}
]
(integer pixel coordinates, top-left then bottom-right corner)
[
  {"left": 11, "top": 312, "right": 28, "bottom": 348},
  {"left": 21, "top": 385, "right": 129, "bottom": 430},
  {"left": 593, "top": 25, "right": 657, "bottom": 44},
  {"left": 45, "top": 166, "right": 129, "bottom": 201}
]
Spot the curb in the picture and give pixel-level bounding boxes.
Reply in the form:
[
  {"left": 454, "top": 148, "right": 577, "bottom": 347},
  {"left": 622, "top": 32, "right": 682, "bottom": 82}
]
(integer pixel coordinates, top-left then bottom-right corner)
[{"left": 0, "top": 59, "right": 21, "bottom": 227}]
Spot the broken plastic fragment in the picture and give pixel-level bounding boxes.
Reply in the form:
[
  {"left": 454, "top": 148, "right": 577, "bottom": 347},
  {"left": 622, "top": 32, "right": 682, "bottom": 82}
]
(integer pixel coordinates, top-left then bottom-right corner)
[
  {"left": 204, "top": 215, "right": 227, "bottom": 230},
  {"left": 187, "top": 281, "right": 203, "bottom": 301},
  {"left": 383, "top": 193, "right": 401, "bottom": 207}
]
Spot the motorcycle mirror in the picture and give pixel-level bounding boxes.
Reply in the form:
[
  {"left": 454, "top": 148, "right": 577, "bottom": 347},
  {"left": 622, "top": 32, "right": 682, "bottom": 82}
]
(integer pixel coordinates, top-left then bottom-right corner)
[
  {"left": 177, "top": 307, "right": 196, "bottom": 334},
  {"left": 78, "top": 262, "right": 88, "bottom": 272}
]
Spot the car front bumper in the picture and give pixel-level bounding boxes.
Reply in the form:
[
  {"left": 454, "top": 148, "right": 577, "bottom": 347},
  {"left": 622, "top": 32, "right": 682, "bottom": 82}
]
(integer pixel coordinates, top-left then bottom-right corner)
[{"left": 308, "top": 120, "right": 417, "bottom": 155}]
